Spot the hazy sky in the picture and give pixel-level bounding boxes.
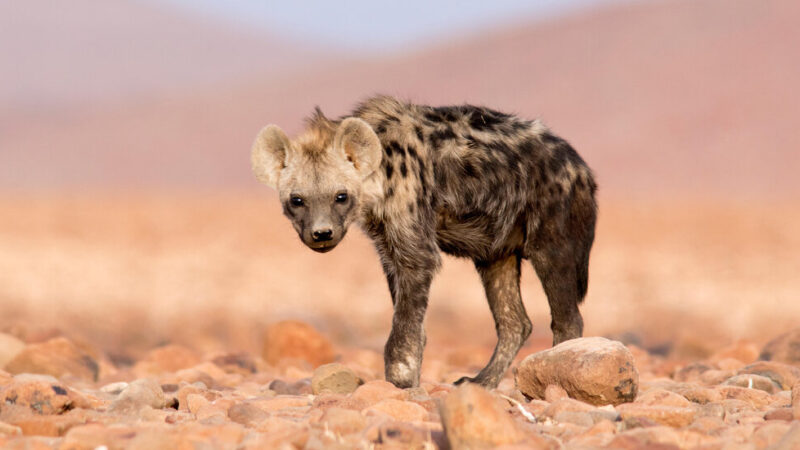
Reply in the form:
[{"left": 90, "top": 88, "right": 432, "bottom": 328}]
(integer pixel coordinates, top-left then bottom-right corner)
[{"left": 155, "top": 0, "right": 625, "bottom": 51}]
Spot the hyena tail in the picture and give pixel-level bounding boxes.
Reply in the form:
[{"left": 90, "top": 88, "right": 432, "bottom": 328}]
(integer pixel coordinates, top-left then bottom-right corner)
[{"left": 572, "top": 180, "right": 597, "bottom": 303}]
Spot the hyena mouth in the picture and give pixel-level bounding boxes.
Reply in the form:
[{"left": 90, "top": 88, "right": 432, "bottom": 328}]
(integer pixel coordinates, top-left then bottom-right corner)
[{"left": 308, "top": 242, "right": 338, "bottom": 253}]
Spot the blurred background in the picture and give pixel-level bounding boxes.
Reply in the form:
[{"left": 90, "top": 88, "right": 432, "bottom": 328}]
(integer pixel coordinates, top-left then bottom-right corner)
[{"left": 1, "top": 0, "right": 798, "bottom": 366}]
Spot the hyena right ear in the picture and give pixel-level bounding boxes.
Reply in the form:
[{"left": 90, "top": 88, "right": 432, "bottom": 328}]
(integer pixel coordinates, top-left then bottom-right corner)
[
  {"left": 251, "top": 125, "right": 291, "bottom": 188},
  {"left": 334, "top": 118, "right": 382, "bottom": 179}
]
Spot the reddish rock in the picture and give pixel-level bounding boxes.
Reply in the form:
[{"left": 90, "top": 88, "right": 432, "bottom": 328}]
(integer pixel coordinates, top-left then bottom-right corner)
[
  {"left": 365, "top": 398, "right": 428, "bottom": 422},
  {"left": 268, "top": 378, "right": 312, "bottom": 396},
  {"left": 722, "top": 374, "right": 781, "bottom": 393},
  {"left": 710, "top": 341, "right": 760, "bottom": 365},
  {"left": 0, "top": 374, "right": 89, "bottom": 415},
  {"left": 311, "top": 363, "right": 362, "bottom": 395},
  {"left": 262, "top": 321, "right": 335, "bottom": 368},
  {"left": 737, "top": 361, "right": 800, "bottom": 390},
  {"left": 318, "top": 407, "right": 367, "bottom": 436},
  {"left": 669, "top": 384, "right": 721, "bottom": 405},
  {"left": 515, "top": 337, "right": 639, "bottom": 406},
  {"left": 616, "top": 403, "right": 696, "bottom": 428},
  {"left": 716, "top": 385, "right": 772, "bottom": 409},
  {"left": 793, "top": 382, "right": 800, "bottom": 420},
  {"left": 765, "top": 407, "right": 794, "bottom": 421},
  {"left": 753, "top": 422, "right": 793, "bottom": 449},
  {"left": 760, "top": 328, "right": 800, "bottom": 364},
  {"left": 0, "top": 421, "right": 21, "bottom": 436},
  {"left": 351, "top": 380, "right": 408, "bottom": 406},
  {"left": 211, "top": 352, "right": 259, "bottom": 375},
  {"left": 439, "top": 383, "right": 523, "bottom": 448},
  {"left": 542, "top": 398, "right": 596, "bottom": 418},
  {"left": 771, "top": 423, "right": 800, "bottom": 450},
  {"left": 544, "top": 384, "right": 569, "bottom": 402},
  {"left": 228, "top": 401, "right": 269, "bottom": 427},
  {"left": 60, "top": 424, "right": 138, "bottom": 449},
  {"left": 673, "top": 362, "right": 714, "bottom": 383},
  {"left": 4, "top": 337, "right": 99, "bottom": 382},
  {"left": 635, "top": 389, "right": 691, "bottom": 407},
  {"left": 133, "top": 344, "right": 201, "bottom": 375}
]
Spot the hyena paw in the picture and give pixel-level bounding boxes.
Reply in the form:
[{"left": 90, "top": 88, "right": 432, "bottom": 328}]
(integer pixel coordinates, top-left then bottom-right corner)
[{"left": 453, "top": 374, "right": 501, "bottom": 389}]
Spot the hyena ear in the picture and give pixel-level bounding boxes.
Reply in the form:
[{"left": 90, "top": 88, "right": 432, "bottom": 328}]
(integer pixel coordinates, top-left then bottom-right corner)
[
  {"left": 251, "top": 125, "right": 291, "bottom": 188},
  {"left": 333, "top": 118, "right": 382, "bottom": 179}
]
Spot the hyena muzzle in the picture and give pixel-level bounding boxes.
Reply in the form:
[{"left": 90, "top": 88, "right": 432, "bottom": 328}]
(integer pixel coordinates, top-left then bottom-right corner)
[{"left": 251, "top": 96, "right": 597, "bottom": 389}]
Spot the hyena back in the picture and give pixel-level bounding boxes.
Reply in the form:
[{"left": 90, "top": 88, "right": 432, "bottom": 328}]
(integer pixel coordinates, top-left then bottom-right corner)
[{"left": 252, "top": 96, "right": 597, "bottom": 388}]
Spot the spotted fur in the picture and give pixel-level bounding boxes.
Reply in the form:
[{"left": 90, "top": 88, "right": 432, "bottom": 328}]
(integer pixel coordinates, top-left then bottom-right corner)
[{"left": 251, "top": 95, "right": 597, "bottom": 388}]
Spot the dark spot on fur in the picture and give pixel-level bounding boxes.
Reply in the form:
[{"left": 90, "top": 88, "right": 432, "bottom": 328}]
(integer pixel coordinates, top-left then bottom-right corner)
[
  {"left": 407, "top": 145, "right": 418, "bottom": 161},
  {"left": 386, "top": 187, "right": 394, "bottom": 198},
  {"left": 385, "top": 161, "right": 394, "bottom": 179},
  {"left": 414, "top": 126, "right": 424, "bottom": 142},
  {"left": 400, "top": 162, "right": 408, "bottom": 177},
  {"left": 429, "top": 126, "right": 457, "bottom": 149}
]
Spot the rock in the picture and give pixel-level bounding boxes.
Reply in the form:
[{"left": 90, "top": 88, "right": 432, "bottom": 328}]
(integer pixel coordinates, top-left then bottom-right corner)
[
  {"left": 211, "top": 352, "right": 259, "bottom": 375},
  {"left": 0, "top": 422, "right": 22, "bottom": 435},
  {"left": 544, "top": 384, "right": 569, "bottom": 402},
  {"left": 0, "top": 374, "right": 89, "bottom": 415},
  {"left": 262, "top": 320, "right": 335, "bottom": 368},
  {"left": 515, "top": 337, "right": 638, "bottom": 406},
  {"left": 793, "top": 382, "right": 800, "bottom": 420},
  {"left": 311, "top": 363, "right": 362, "bottom": 395},
  {"left": 351, "top": 380, "right": 407, "bottom": 406},
  {"left": 133, "top": 344, "right": 201, "bottom": 375},
  {"left": 722, "top": 374, "right": 781, "bottom": 393},
  {"left": 760, "top": 328, "right": 800, "bottom": 364},
  {"left": 228, "top": 402, "right": 269, "bottom": 427},
  {"left": 716, "top": 386, "right": 772, "bottom": 409},
  {"left": 753, "top": 422, "right": 793, "bottom": 448},
  {"left": 764, "top": 407, "right": 794, "bottom": 421},
  {"left": 268, "top": 378, "right": 312, "bottom": 396},
  {"left": 553, "top": 410, "right": 594, "bottom": 427},
  {"left": 60, "top": 424, "right": 138, "bottom": 450},
  {"left": 669, "top": 384, "right": 721, "bottom": 405},
  {"left": 439, "top": 383, "right": 524, "bottom": 449},
  {"left": 0, "top": 333, "right": 25, "bottom": 369},
  {"left": 99, "top": 382, "right": 128, "bottom": 395},
  {"left": 542, "top": 398, "right": 596, "bottom": 418},
  {"left": 771, "top": 422, "right": 800, "bottom": 450},
  {"left": 616, "top": 403, "right": 696, "bottom": 428},
  {"left": 109, "top": 378, "right": 166, "bottom": 412},
  {"left": 710, "top": 341, "right": 760, "bottom": 365},
  {"left": 738, "top": 361, "right": 800, "bottom": 390},
  {"left": 4, "top": 337, "right": 99, "bottom": 382},
  {"left": 365, "top": 399, "right": 428, "bottom": 422},
  {"left": 318, "top": 407, "right": 367, "bottom": 436},
  {"left": 635, "top": 388, "right": 691, "bottom": 407}
]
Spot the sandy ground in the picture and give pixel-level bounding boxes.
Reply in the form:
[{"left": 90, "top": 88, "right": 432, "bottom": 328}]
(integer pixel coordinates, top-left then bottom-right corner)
[{"left": 1, "top": 192, "right": 797, "bottom": 370}]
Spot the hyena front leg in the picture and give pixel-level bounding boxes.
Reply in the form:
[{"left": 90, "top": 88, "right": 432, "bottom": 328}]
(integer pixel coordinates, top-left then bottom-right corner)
[
  {"left": 379, "top": 236, "right": 440, "bottom": 389},
  {"left": 455, "top": 254, "right": 532, "bottom": 388}
]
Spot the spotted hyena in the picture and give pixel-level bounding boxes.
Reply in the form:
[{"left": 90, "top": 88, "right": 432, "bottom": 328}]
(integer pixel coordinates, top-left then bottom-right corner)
[{"left": 251, "top": 96, "right": 597, "bottom": 388}]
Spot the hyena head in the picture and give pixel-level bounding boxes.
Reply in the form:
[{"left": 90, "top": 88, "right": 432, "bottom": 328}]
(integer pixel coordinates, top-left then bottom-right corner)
[{"left": 251, "top": 108, "right": 382, "bottom": 253}]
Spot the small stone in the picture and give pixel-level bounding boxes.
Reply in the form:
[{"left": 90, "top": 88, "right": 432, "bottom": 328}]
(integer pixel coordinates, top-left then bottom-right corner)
[
  {"left": 722, "top": 374, "right": 781, "bottom": 393},
  {"left": 765, "top": 407, "right": 794, "bottom": 421},
  {"left": 673, "top": 362, "right": 713, "bottom": 383},
  {"left": 351, "top": 380, "right": 407, "bottom": 406},
  {"left": 716, "top": 385, "right": 772, "bottom": 409},
  {"left": 670, "top": 384, "right": 721, "bottom": 405},
  {"left": 635, "top": 388, "right": 691, "bottom": 407},
  {"left": 133, "top": 344, "right": 201, "bottom": 375},
  {"left": 616, "top": 403, "right": 696, "bottom": 428},
  {"left": 738, "top": 361, "right": 800, "bottom": 390},
  {"left": 0, "top": 333, "right": 25, "bottom": 369},
  {"left": 553, "top": 410, "right": 594, "bottom": 427},
  {"left": 185, "top": 393, "right": 210, "bottom": 414},
  {"left": 110, "top": 378, "right": 166, "bottom": 412},
  {"left": 228, "top": 401, "right": 269, "bottom": 427},
  {"left": 688, "top": 416, "right": 726, "bottom": 435},
  {"left": 268, "top": 378, "right": 312, "bottom": 396},
  {"left": 319, "top": 407, "right": 367, "bottom": 436},
  {"left": 0, "top": 374, "right": 89, "bottom": 415},
  {"left": 544, "top": 384, "right": 569, "bottom": 402},
  {"left": 515, "top": 337, "right": 638, "bottom": 406},
  {"left": 439, "top": 383, "right": 524, "bottom": 448},
  {"left": 753, "top": 422, "right": 793, "bottom": 448},
  {"left": 4, "top": 337, "right": 99, "bottom": 382},
  {"left": 311, "top": 363, "right": 362, "bottom": 395},
  {"left": 99, "top": 382, "right": 128, "bottom": 395},
  {"left": 760, "top": 328, "right": 800, "bottom": 364},
  {"left": 262, "top": 320, "right": 335, "bottom": 367},
  {"left": 211, "top": 352, "right": 259, "bottom": 375},
  {"left": 365, "top": 398, "right": 428, "bottom": 422},
  {"left": 793, "top": 382, "right": 800, "bottom": 420},
  {"left": 771, "top": 422, "right": 800, "bottom": 449},
  {"left": 542, "top": 398, "right": 595, "bottom": 418}
]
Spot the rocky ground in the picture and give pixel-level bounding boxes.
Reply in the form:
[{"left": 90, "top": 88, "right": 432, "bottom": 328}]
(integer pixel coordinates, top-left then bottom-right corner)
[
  {"left": 0, "top": 322, "right": 799, "bottom": 449},
  {"left": 0, "top": 194, "right": 799, "bottom": 449}
]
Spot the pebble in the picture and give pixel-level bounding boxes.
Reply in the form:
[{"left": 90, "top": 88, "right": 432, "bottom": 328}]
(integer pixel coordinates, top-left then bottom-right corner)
[
  {"left": 311, "top": 363, "right": 362, "bottom": 395},
  {"left": 262, "top": 320, "right": 335, "bottom": 367},
  {"left": 4, "top": 337, "right": 99, "bottom": 382},
  {"left": 439, "top": 382, "right": 524, "bottom": 448}
]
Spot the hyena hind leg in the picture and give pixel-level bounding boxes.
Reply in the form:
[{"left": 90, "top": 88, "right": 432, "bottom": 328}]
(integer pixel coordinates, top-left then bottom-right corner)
[
  {"left": 530, "top": 245, "right": 587, "bottom": 346},
  {"left": 455, "top": 254, "right": 532, "bottom": 388}
]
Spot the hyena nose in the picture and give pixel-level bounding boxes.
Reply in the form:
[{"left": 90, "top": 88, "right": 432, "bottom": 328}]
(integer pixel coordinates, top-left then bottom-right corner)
[{"left": 312, "top": 229, "right": 333, "bottom": 242}]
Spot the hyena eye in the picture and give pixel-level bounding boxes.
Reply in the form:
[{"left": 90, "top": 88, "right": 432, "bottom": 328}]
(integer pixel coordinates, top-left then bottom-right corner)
[
  {"left": 290, "top": 196, "right": 305, "bottom": 207},
  {"left": 335, "top": 193, "right": 348, "bottom": 203}
]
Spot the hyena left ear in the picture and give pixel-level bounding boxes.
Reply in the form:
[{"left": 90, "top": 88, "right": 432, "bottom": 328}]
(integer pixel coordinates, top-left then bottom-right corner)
[{"left": 333, "top": 118, "right": 382, "bottom": 179}]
